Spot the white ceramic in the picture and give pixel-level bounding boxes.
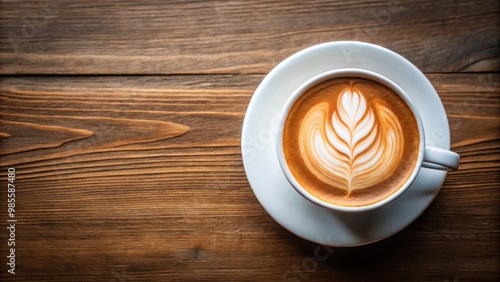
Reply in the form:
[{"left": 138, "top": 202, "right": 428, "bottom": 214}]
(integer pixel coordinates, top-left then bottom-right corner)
[
  {"left": 275, "top": 68, "right": 460, "bottom": 213},
  {"left": 241, "top": 41, "right": 455, "bottom": 246}
]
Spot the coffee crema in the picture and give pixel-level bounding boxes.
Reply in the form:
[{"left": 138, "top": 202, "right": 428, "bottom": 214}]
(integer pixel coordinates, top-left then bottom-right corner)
[{"left": 283, "top": 77, "right": 420, "bottom": 207}]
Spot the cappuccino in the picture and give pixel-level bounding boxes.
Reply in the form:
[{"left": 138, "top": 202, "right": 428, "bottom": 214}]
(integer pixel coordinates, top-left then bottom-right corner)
[{"left": 283, "top": 77, "right": 420, "bottom": 207}]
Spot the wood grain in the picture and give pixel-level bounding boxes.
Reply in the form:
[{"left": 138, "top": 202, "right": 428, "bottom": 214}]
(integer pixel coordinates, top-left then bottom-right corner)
[
  {"left": 0, "top": 0, "right": 499, "bottom": 280},
  {"left": 0, "top": 0, "right": 499, "bottom": 75},
  {"left": 0, "top": 74, "right": 498, "bottom": 281}
]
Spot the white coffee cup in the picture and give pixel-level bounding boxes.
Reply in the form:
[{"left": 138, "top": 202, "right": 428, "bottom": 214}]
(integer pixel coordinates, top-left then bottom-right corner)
[{"left": 275, "top": 68, "right": 460, "bottom": 213}]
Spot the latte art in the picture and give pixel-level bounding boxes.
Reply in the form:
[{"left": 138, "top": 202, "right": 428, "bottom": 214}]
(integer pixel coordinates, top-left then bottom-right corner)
[
  {"left": 283, "top": 77, "right": 420, "bottom": 207},
  {"left": 300, "top": 87, "right": 403, "bottom": 194}
]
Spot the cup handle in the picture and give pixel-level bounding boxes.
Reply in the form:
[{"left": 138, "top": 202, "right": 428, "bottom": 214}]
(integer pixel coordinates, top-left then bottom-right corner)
[{"left": 422, "top": 146, "right": 460, "bottom": 171}]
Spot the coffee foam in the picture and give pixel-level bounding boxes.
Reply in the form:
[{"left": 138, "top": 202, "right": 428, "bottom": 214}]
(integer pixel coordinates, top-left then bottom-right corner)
[{"left": 284, "top": 77, "right": 420, "bottom": 207}]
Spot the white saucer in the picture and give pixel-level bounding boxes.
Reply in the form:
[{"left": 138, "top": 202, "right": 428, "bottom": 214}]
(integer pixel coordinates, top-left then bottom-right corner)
[{"left": 241, "top": 41, "right": 451, "bottom": 247}]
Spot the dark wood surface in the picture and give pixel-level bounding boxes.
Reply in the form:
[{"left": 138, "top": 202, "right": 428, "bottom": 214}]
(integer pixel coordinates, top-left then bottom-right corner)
[{"left": 0, "top": 1, "right": 499, "bottom": 281}]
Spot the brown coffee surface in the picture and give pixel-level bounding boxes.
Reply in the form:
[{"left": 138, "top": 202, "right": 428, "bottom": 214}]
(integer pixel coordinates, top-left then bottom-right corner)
[{"left": 283, "top": 77, "right": 420, "bottom": 207}]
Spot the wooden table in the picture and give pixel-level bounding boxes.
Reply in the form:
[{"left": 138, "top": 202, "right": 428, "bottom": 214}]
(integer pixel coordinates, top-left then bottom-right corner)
[{"left": 1, "top": 1, "right": 499, "bottom": 281}]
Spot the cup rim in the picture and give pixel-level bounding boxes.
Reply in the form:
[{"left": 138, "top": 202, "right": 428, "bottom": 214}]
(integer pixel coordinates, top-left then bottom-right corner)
[{"left": 275, "top": 68, "right": 426, "bottom": 213}]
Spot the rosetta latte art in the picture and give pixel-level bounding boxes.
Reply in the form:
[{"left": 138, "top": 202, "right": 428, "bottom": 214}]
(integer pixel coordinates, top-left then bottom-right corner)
[{"left": 299, "top": 86, "right": 404, "bottom": 195}]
